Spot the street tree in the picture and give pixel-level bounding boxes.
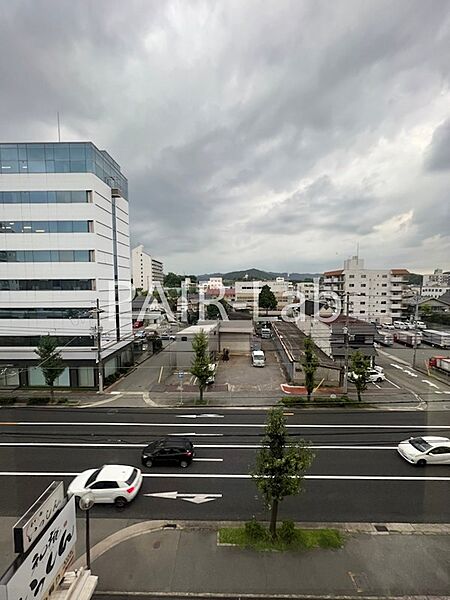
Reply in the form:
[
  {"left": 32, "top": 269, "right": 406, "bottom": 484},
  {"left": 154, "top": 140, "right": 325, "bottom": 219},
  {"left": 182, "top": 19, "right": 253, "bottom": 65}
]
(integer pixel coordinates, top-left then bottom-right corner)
[
  {"left": 163, "top": 272, "right": 182, "bottom": 287},
  {"left": 302, "top": 336, "right": 319, "bottom": 402},
  {"left": 258, "top": 285, "right": 277, "bottom": 314},
  {"left": 190, "top": 331, "right": 211, "bottom": 403},
  {"left": 35, "top": 336, "right": 65, "bottom": 402},
  {"left": 349, "top": 350, "right": 371, "bottom": 401},
  {"left": 252, "top": 407, "right": 314, "bottom": 538}
]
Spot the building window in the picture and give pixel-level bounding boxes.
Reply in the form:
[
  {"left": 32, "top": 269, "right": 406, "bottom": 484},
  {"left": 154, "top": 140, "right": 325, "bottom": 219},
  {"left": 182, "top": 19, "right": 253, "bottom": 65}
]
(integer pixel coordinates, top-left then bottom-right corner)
[
  {"left": 0, "top": 367, "right": 19, "bottom": 387},
  {"left": 181, "top": 336, "right": 188, "bottom": 341},
  {"left": 380, "top": 310, "right": 386, "bottom": 313},
  {"left": 0, "top": 221, "right": 91, "bottom": 234},
  {"left": 382, "top": 283, "right": 387, "bottom": 287},
  {"left": 382, "top": 274, "right": 388, "bottom": 278},
  {"left": 361, "top": 284, "right": 366, "bottom": 287},
  {"left": 349, "top": 283, "right": 355, "bottom": 287},
  {"left": 0, "top": 190, "right": 89, "bottom": 203},
  {"left": 0, "top": 307, "right": 90, "bottom": 319},
  {"left": 0, "top": 279, "right": 95, "bottom": 291},
  {"left": 0, "top": 250, "right": 93, "bottom": 263},
  {"left": 361, "top": 275, "right": 366, "bottom": 278},
  {"left": 28, "top": 366, "right": 70, "bottom": 387},
  {"left": 349, "top": 275, "right": 355, "bottom": 278}
]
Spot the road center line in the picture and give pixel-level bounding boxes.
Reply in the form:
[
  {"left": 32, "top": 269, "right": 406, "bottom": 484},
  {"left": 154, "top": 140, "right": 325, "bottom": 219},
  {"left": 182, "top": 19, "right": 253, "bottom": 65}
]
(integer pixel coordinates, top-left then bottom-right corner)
[
  {"left": 1, "top": 422, "right": 449, "bottom": 429},
  {"left": 0, "top": 442, "right": 399, "bottom": 450},
  {"left": 0, "top": 471, "right": 448, "bottom": 482}
]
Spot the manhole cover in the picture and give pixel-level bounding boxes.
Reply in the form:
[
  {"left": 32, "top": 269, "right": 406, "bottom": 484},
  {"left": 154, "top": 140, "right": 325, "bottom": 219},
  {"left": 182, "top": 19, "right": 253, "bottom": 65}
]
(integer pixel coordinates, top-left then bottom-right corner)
[
  {"left": 375, "top": 524, "right": 389, "bottom": 532},
  {"left": 153, "top": 540, "right": 161, "bottom": 549},
  {"left": 348, "top": 572, "right": 370, "bottom": 593}
]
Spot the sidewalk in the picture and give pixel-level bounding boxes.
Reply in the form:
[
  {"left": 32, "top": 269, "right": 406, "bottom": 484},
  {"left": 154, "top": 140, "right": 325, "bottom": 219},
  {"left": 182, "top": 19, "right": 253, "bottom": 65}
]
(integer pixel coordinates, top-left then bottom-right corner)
[{"left": 77, "top": 521, "right": 450, "bottom": 597}]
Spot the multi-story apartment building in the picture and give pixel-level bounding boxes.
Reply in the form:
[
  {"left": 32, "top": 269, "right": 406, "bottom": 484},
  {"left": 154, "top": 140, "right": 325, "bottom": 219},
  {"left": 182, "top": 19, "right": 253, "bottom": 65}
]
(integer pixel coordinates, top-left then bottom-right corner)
[
  {"left": 296, "top": 281, "right": 316, "bottom": 301},
  {"left": 422, "top": 269, "right": 450, "bottom": 287},
  {"left": 0, "top": 141, "right": 132, "bottom": 389},
  {"left": 131, "top": 244, "right": 164, "bottom": 291},
  {"left": 235, "top": 277, "right": 295, "bottom": 309},
  {"left": 198, "top": 277, "right": 224, "bottom": 292},
  {"left": 322, "top": 256, "right": 410, "bottom": 325},
  {"left": 421, "top": 285, "right": 450, "bottom": 298}
]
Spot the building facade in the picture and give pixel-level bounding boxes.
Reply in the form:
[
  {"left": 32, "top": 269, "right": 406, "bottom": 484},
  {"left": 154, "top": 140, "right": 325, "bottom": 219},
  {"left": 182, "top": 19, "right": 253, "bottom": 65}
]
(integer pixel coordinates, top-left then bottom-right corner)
[
  {"left": 131, "top": 244, "right": 164, "bottom": 291},
  {"left": 422, "top": 269, "right": 450, "bottom": 287},
  {"left": 322, "top": 256, "right": 409, "bottom": 325},
  {"left": 234, "top": 277, "right": 295, "bottom": 309},
  {"left": 421, "top": 285, "right": 449, "bottom": 298},
  {"left": 0, "top": 141, "right": 132, "bottom": 389}
]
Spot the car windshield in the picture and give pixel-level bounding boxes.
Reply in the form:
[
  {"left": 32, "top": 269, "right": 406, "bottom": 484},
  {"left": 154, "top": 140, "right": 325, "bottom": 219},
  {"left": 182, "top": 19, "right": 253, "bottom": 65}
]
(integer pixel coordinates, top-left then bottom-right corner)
[
  {"left": 85, "top": 468, "right": 101, "bottom": 487},
  {"left": 126, "top": 468, "right": 139, "bottom": 485},
  {"left": 409, "top": 438, "right": 432, "bottom": 452}
]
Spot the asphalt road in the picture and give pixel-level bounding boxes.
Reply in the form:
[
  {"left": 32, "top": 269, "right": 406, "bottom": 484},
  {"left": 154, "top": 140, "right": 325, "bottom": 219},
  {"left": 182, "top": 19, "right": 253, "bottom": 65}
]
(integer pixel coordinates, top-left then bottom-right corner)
[{"left": 0, "top": 408, "right": 449, "bottom": 523}]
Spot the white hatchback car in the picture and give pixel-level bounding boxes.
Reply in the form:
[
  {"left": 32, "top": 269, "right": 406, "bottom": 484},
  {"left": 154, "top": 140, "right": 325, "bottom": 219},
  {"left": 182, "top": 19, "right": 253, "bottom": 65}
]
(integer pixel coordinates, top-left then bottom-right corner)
[
  {"left": 348, "top": 369, "right": 386, "bottom": 383},
  {"left": 397, "top": 437, "right": 450, "bottom": 466},
  {"left": 68, "top": 464, "right": 143, "bottom": 507}
]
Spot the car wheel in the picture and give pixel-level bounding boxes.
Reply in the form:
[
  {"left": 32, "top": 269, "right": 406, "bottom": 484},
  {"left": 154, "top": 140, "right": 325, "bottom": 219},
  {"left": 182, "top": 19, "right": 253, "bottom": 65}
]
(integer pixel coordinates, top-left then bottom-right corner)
[
  {"left": 144, "top": 458, "right": 153, "bottom": 467},
  {"left": 114, "top": 496, "right": 127, "bottom": 508},
  {"left": 180, "top": 460, "right": 189, "bottom": 468},
  {"left": 416, "top": 459, "right": 427, "bottom": 467},
  {"left": 377, "top": 377, "right": 383, "bottom": 382}
]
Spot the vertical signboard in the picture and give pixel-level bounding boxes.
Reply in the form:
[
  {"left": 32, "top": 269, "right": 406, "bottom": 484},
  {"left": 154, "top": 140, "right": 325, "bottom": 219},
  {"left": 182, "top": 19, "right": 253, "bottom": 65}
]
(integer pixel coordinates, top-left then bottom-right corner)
[
  {"left": 0, "top": 496, "right": 77, "bottom": 600},
  {"left": 13, "top": 482, "right": 64, "bottom": 554}
]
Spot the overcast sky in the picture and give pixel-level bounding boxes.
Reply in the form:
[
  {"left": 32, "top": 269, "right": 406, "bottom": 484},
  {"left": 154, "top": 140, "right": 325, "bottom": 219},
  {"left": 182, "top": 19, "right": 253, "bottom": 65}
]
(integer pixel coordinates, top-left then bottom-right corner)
[{"left": 1, "top": 0, "right": 449, "bottom": 275}]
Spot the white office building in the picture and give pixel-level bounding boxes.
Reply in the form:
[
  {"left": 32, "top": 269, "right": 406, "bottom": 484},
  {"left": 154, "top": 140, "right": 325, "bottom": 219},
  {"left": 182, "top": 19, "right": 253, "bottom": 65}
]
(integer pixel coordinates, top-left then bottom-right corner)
[
  {"left": 322, "top": 256, "right": 410, "bottom": 325},
  {"left": 0, "top": 142, "right": 133, "bottom": 389},
  {"left": 421, "top": 285, "right": 449, "bottom": 298},
  {"left": 234, "top": 277, "right": 295, "bottom": 309},
  {"left": 131, "top": 244, "right": 164, "bottom": 291}
]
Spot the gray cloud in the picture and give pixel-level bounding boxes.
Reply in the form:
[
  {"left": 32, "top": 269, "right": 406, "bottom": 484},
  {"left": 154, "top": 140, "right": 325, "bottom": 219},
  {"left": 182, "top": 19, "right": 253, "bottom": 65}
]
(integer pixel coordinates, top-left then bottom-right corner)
[
  {"left": 0, "top": 0, "right": 449, "bottom": 272},
  {"left": 425, "top": 119, "right": 450, "bottom": 171}
]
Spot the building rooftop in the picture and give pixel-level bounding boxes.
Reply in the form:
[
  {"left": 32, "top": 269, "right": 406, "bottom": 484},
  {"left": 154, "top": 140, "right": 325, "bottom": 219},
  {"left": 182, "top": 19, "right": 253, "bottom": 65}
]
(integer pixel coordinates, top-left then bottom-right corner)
[{"left": 0, "top": 142, "right": 128, "bottom": 199}]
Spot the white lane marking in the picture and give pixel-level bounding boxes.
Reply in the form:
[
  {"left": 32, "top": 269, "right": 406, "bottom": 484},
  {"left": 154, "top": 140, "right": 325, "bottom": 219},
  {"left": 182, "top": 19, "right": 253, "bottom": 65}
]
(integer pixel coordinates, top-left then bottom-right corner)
[
  {"left": 167, "top": 432, "right": 224, "bottom": 437},
  {"left": 434, "top": 391, "right": 443, "bottom": 395},
  {"left": 0, "top": 442, "right": 399, "bottom": 450},
  {"left": 404, "top": 370, "right": 418, "bottom": 378},
  {"left": 385, "top": 378, "right": 401, "bottom": 389},
  {"left": 422, "top": 380, "right": 439, "bottom": 389},
  {"left": 192, "top": 458, "right": 223, "bottom": 462},
  {"left": 177, "top": 414, "right": 224, "bottom": 419},
  {"left": 144, "top": 491, "right": 222, "bottom": 504},
  {"left": 2, "top": 422, "right": 450, "bottom": 429},
  {"left": 373, "top": 383, "right": 381, "bottom": 389},
  {"left": 390, "top": 363, "right": 405, "bottom": 370},
  {"left": 0, "top": 472, "right": 449, "bottom": 482}
]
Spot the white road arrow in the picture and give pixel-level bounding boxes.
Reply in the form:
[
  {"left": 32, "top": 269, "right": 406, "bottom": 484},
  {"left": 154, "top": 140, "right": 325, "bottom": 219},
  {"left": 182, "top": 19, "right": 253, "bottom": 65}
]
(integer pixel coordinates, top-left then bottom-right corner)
[
  {"left": 144, "top": 491, "right": 222, "bottom": 504},
  {"left": 177, "top": 414, "right": 224, "bottom": 419},
  {"left": 422, "top": 380, "right": 439, "bottom": 389}
]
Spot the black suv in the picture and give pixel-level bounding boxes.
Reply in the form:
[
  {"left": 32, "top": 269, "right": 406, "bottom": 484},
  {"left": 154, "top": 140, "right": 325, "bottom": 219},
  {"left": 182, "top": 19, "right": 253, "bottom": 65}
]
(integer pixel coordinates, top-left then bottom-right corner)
[{"left": 141, "top": 437, "right": 195, "bottom": 468}]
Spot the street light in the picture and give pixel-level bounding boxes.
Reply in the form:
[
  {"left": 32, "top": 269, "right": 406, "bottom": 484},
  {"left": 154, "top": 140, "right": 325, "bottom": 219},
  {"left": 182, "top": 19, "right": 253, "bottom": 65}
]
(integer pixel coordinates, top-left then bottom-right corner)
[{"left": 78, "top": 492, "right": 95, "bottom": 571}]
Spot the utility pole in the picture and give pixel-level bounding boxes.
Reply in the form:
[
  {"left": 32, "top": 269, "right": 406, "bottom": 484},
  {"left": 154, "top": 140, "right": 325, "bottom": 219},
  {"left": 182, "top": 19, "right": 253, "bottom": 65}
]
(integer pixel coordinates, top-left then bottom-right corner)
[
  {"left": 412, "top": 283, "right": 422, "bottom": 369},
  {"left": 343, "top": 291, "right": 350, "bottom": 394},
  {"left": 91, "top": 299, "right": 104, "bottom": 393}
]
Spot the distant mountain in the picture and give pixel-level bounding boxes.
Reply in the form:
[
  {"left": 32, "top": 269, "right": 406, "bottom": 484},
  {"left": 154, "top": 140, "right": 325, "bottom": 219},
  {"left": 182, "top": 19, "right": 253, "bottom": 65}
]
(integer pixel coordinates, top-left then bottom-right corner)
[{"left": 197, "top": 268, "right": 322, "bottom": 282}]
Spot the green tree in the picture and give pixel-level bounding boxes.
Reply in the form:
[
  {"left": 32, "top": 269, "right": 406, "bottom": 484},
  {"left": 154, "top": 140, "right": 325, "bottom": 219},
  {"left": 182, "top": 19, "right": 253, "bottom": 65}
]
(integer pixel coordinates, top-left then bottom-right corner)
[
  {"left": 34, "top": 336, "right": 65, "bottom": 401},
  {"left": 163, "top": 272, "right": 182, "bottom": 287},
  {"left": 258, "top": 285, "right": 277, "bottom": 314},
  {"left": 190, "top": 331, "right": 211, "bottom": 403},
  {"left": 419, "top": 304, "right": 432, "bottom": 317},
  {"left": 252, "top": 407, "right": 314, "bottom": 539},
  {"left": 302, "top": 336, "right": 319, "bottom": 402},
  {"left": 349, "top": 350, "right": 371, "bottom": 402}
]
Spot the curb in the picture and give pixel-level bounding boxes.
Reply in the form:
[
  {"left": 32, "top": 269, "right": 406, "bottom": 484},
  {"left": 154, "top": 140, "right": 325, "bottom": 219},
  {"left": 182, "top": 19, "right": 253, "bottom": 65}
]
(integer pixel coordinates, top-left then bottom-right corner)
[{"left": 93, "top": 593, "right": 450, "bottom": 600}]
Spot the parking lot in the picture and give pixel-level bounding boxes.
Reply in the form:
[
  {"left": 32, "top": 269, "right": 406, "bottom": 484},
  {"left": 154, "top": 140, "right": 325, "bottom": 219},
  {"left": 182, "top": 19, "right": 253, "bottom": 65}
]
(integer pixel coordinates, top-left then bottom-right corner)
[{"left": 214, "top": 338, "right": 286, "bottom": 392}]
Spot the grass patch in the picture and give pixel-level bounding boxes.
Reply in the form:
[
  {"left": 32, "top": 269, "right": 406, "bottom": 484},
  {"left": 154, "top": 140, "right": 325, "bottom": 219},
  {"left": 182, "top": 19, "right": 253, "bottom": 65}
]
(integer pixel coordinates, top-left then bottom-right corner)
[{"left": 219, "top": 525, "right": 344, "bottom": 552}]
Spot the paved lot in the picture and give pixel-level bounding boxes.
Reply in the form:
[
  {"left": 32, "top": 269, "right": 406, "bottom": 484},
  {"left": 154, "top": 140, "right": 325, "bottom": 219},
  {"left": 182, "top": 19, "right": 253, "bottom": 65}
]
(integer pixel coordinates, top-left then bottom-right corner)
[{"left": 215, "top": 339, "right": 286, "bottom": 392}]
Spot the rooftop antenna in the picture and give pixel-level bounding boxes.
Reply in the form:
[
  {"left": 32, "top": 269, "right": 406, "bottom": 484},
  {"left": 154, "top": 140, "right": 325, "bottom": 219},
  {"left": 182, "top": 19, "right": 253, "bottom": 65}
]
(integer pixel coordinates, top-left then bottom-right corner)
[
  {"left": 356, "top": 241, "right": 359, "bottom": 258},
  {"left": 57, "top": 111, "right": 61, "bottom": 142}
]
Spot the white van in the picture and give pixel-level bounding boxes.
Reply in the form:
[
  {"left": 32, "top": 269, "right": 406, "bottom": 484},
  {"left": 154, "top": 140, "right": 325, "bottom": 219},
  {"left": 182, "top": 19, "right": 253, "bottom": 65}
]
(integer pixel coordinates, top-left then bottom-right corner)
[{"left": 251, "top": 350, "right": 265, "bottom": 367}]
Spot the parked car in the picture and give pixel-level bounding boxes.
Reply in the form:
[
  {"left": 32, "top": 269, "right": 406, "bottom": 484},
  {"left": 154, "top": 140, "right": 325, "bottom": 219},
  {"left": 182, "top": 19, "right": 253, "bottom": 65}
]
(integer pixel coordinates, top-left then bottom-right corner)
[
  {"left": 348, "top": 369, "right": 386, "bottom": 383},
  {"left": 393, "top": 321, "right": 407, "bottom": 329},
  {"left": 397, "top": 436, "right": 450, "bottom": 466},
  {"left": 251, "top": 349, "right": 265, "bottom": 367},
  {"left": 67, "top": 465, "right": 142, "bottom": 507},
  {"left": 383, "top": 324, "right": 395, "bottom": 330},
  {"left": 141, "top": 437, "right": 195, "bottom": 468}
]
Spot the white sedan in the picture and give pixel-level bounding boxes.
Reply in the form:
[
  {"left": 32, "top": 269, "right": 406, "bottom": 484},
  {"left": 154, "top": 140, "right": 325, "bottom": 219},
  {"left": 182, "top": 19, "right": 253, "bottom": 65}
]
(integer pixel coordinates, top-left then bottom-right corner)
[
  {"left": 348, "top": 369, "right": 386, "bottom": 383},
  {"left": 397, "top": 437, "right": 450, "bottom": 466},
  {"left": 68, "top": 464, "right": 143, "bottom": 507}
]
